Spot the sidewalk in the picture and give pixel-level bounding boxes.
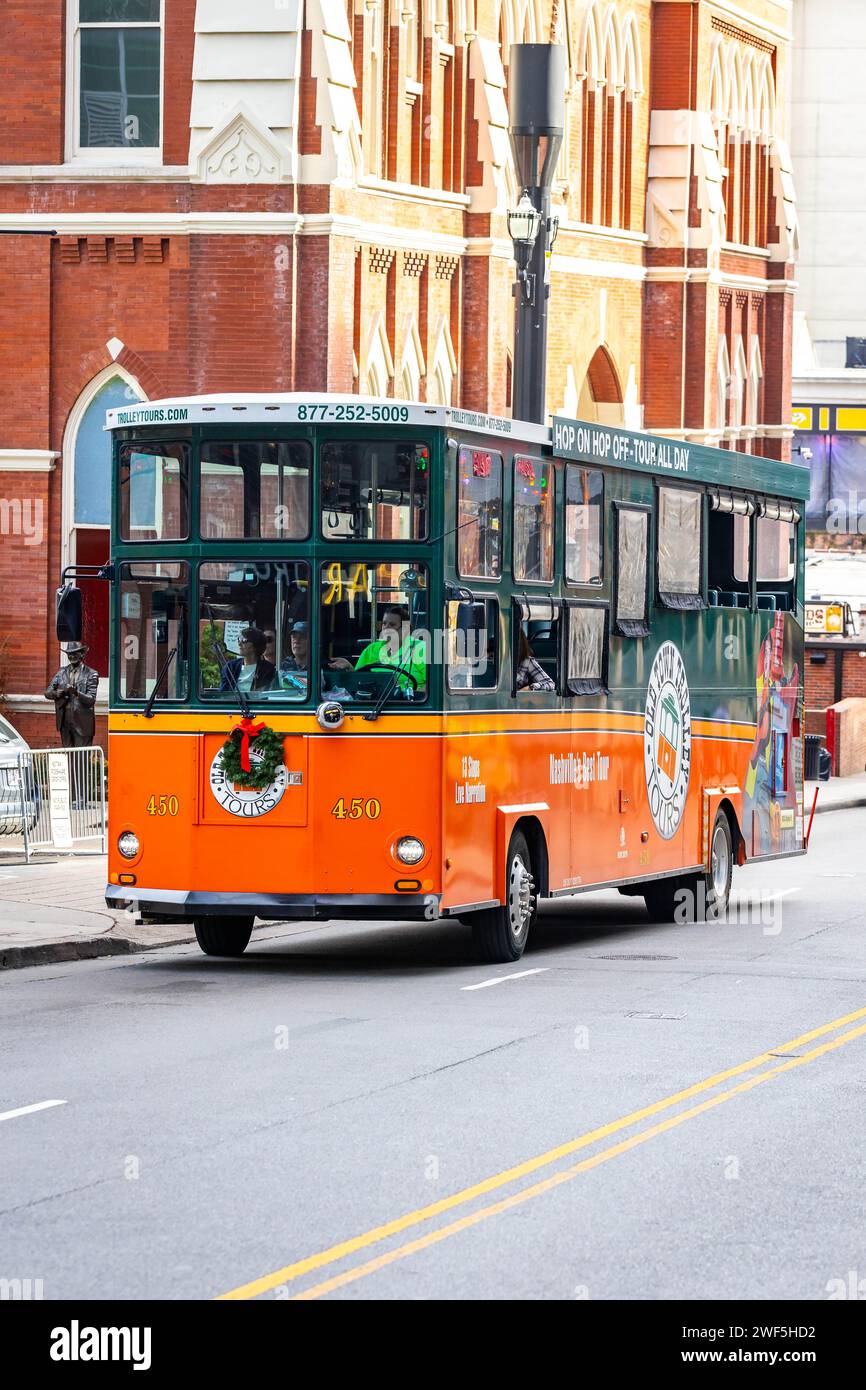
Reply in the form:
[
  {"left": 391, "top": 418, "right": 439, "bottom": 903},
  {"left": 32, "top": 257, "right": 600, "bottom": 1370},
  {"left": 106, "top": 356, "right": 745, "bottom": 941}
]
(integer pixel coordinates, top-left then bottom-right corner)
[
  {"left": 0, "top": 855, "right": 193, "bottom": 969},
  {"left": 806, "top": 771, "right": 866, "bottom": 815},
  {"left": 3, "top": 779, "right": 866, "bottom": 969}
]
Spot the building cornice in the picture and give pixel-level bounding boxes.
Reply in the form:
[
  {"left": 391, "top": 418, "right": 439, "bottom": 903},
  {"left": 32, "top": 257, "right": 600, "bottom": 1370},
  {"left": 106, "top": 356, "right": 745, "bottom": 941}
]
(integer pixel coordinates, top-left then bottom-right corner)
[{"left": 0, "top": 450, "right": 58, "bottom": 472}]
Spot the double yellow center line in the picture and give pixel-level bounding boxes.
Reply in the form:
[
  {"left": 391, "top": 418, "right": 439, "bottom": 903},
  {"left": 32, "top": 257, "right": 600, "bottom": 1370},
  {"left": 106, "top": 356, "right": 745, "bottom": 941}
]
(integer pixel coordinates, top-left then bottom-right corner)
[{"left": 217, "top": 1002, "right": 866, "bottom": 1301}]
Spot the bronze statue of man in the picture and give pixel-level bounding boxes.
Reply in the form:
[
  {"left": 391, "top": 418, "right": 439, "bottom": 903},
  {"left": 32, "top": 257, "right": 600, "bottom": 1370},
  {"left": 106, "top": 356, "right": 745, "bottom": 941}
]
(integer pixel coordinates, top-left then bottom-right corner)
[{"left": 45, "top": 642, "right": 99, "bottom": 747}]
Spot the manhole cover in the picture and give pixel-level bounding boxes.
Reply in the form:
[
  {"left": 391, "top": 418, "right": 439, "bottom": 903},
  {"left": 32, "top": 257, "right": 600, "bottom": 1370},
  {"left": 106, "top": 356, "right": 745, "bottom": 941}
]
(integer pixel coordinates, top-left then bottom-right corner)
[{"left": 592, "top": 953, "right": 677, "bottom": 961}]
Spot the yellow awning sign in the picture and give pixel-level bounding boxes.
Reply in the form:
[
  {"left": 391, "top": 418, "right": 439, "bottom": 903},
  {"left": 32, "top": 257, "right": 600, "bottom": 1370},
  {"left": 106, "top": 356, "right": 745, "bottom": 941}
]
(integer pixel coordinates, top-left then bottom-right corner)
[{"left": 806, "top": 602, "right": 845, "bottom": 634}]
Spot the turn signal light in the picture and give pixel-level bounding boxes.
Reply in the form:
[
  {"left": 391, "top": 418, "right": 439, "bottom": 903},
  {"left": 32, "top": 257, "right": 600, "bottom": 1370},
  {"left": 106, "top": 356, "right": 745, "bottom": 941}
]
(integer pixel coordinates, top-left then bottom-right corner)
[
  {"left": 118, "top": 873, "right": 137, "bottom": 886},
  {"left": 394, "top": 879, "right": 421, "bottom": 892}
]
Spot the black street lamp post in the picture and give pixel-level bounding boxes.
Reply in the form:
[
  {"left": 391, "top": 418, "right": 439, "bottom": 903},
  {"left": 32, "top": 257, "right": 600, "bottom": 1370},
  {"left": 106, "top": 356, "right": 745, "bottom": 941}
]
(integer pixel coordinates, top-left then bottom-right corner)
[{"left": 507, "top": 43, "right": 565, "bottom": 425}]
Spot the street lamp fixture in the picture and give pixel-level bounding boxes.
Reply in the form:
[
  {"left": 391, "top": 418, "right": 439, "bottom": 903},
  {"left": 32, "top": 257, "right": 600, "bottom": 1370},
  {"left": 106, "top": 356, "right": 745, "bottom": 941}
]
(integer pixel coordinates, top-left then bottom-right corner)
[
  {"left": 507, "top": 192, "right": 542, "bottom": 304},
  {"left": 507, "top": 192, "right": 542, "bottom": 247}
]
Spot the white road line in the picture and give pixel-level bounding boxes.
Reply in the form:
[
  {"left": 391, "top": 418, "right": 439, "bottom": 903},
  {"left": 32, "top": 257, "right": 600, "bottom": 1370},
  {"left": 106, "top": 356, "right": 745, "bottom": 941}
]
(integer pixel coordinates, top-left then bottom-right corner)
[
  {"left": 0, "top": 1100, "right": 67, "bottom": 1125},
  {"left": 461, "top": 968, "right": 549, "bottom": 992}
]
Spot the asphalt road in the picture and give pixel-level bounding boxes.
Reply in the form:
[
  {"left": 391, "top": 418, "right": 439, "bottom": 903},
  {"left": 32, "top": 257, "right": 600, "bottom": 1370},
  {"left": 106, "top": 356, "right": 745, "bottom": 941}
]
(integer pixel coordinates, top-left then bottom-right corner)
[{"left": 2, "top": 809, "right": 866, "bottom": 1302}]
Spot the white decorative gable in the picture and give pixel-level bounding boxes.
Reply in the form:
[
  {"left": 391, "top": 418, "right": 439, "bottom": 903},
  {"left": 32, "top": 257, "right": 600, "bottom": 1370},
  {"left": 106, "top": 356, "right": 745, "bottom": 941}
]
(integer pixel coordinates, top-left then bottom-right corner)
[
  {"left": 466, "top": 37, "right": 516, "bottom": 214},
  {"left": 301, "top": 0, "right": 362, "bottom": 184},
  {"left": 194, "top": 103, "right": 288, "bottom": 184},
  {"left": 769, "top": 136, "right": 799, "bottom": 263},
  {"left": 646, "top": 110, "right": 724, "bottom": 250},
  {"left": 189, "top": 0, "right": 303, "bottom": 182}
]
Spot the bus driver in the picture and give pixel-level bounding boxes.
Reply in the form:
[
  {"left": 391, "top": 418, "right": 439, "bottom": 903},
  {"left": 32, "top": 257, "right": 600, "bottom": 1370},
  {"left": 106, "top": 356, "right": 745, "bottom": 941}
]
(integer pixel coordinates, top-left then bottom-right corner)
[{"left": 329, "top": 605, "right": 426, "bottom": 694}]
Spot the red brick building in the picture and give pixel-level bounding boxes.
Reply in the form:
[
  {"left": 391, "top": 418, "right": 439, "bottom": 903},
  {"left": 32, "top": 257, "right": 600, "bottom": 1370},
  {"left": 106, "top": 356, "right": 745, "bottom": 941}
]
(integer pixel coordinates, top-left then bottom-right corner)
[{"left": 0, "top": 0, "right": 798, "bottom": 747}]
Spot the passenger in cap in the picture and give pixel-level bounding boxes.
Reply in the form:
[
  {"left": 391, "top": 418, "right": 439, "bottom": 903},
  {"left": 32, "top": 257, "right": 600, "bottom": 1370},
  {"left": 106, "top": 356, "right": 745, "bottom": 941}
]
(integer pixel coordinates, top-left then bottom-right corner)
[{"left": 278, "top": 621, "right": 309, "bottom": 694}]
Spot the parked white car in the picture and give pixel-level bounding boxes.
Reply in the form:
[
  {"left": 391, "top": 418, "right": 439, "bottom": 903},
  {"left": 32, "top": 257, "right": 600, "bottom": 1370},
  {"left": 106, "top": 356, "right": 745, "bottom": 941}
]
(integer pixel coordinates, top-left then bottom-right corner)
[{"left": 0, "top": 712, "right": 39, "bottom": 836}]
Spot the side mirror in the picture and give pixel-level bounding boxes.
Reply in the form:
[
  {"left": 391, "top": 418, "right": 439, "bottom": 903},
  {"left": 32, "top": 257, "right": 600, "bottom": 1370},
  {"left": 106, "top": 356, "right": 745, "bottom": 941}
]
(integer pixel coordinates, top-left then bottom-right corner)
[
  {"left": 56, "top": 585, "right": 83, "bottom": 644},
  {"left": 455, "top": 601, "right": 486, "bottom": 663},
  {"left": 456, "top": 601, "right": 486, "bottom": 636}
]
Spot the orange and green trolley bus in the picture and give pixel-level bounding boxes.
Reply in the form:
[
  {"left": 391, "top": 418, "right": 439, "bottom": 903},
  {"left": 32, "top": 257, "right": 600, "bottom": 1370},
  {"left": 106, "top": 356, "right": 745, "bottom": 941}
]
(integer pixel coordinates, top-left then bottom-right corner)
[{"left": 88, "top": 394, "right": 808, "bottom": 963}]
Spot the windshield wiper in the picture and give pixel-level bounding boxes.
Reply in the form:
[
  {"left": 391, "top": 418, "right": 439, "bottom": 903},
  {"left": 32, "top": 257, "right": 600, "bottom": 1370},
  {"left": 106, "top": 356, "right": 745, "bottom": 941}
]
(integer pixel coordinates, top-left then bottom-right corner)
[
  {"left": 363, "top": 651, "right": 417, "bottom": 723},
  {"left": 204, "top": 603, "right": 252, "bottom": 719},
  {"left": 143, "top": 647, "right": 177, "bottom": 719}
]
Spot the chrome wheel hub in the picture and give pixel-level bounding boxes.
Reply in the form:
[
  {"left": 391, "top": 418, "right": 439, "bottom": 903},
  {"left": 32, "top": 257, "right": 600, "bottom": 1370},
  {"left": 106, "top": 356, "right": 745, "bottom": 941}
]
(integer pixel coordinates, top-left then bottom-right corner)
[
  {"left": 710, "top": 824, "right": 730, "bottom": 903},
  {"left": 508, "top": 855, "right": 534, "bottom": 938}
]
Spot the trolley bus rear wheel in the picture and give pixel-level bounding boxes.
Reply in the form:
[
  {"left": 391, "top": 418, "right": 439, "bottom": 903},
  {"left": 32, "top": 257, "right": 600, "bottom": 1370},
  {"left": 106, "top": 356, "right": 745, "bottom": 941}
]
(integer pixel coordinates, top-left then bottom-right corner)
[
  {"left": 193, "top": 916, "right": 254, "bottom": 958},
  {"left": 471, "top": 830, "right": 537, "bottom": 964},
  {"left": 643, "top": 812, "right": 733, "bottom": 923}
]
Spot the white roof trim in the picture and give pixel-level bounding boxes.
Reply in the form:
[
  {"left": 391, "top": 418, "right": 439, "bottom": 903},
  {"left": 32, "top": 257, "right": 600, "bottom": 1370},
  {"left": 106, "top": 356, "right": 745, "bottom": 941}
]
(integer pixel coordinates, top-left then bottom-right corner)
[{"left": 105, "top": 393, "right": 550, "bottom": 444}]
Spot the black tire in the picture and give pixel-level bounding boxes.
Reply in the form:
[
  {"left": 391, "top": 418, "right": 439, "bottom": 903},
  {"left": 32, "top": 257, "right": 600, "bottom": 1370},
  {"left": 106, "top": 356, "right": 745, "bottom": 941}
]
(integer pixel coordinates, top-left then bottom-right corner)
[
  {"left": 642, "top": 812, "right": 734, "bottom": 924},
  {"left": 642, "top": 875, "right": 685, "bottom": 923},
  {"left": 194, "top": 916, "right": 254, "bottom": 958},
  {"left": 704, "top": 811, "right": 733, "bottom": 919},
  {"left": 471, "top": 830, "right": 537, "bottom": 963}
]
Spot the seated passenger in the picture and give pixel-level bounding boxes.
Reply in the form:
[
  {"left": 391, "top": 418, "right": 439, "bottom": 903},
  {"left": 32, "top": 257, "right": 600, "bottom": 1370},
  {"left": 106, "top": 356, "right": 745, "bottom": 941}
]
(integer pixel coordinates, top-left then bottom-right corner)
[
  {"left": 220, "top": 627, "right": 277, "bottom": 693},
  {"left": 278, "top": 621, "right": 309, "bottom": 694},
  {"left": 516, "top": 629, "right": 555, "bottom": 692},
  {"left": 329, "top": 606, "right": 426, "bottom": 692}
]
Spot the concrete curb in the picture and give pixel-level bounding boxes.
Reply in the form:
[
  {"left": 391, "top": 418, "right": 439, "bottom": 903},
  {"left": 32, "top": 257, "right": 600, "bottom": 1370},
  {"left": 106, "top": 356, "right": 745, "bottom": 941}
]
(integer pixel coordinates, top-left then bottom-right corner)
[
  {"left": 812, "top": 796, "right": 866, "bottom": 815},
  {"left": 0, "top": 931, "right": 195, "bottom": 971}
]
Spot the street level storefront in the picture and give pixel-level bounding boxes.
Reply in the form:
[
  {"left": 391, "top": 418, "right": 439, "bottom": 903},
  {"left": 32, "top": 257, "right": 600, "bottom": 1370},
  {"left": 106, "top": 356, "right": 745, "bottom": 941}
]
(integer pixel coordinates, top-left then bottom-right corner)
[{"left": 793, "top": 402, "right": 866, "bottom": 540}]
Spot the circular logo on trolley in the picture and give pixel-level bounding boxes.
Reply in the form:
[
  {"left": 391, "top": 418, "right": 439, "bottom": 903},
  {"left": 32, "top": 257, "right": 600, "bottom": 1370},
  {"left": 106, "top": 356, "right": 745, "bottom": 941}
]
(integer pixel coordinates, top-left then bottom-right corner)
[
  {"left": 644, "top": 641, "right": 691, "bottom": 840},
  {"left": 209, "top": 747, "right": 288, "bottom": 819}
]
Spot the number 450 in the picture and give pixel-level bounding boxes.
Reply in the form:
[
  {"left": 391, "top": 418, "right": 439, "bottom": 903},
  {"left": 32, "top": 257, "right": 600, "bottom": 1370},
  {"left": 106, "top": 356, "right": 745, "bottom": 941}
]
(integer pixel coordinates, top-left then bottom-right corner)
[{"left": 331, "top": 797, "right": 381, "bottom": 821}]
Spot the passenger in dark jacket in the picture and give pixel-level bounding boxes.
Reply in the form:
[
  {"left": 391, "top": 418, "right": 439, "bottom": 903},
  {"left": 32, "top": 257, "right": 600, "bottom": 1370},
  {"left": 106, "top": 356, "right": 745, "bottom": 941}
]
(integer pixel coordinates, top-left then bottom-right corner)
[{"left": 220, "top": 627, "right": 277, "bottom": 693}]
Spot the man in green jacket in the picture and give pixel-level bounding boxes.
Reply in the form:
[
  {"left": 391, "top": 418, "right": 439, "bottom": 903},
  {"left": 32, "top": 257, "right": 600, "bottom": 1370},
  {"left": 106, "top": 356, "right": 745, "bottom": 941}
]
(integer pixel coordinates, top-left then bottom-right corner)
[{"left": 329, "top": 606, "right": 426, "bottom": 694}]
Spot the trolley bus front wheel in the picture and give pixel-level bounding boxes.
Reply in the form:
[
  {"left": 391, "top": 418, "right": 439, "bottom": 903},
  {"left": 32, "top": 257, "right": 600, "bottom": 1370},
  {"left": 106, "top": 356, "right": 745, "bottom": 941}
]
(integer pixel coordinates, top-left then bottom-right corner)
[
  {"left": 471, "top": 830, "right": 537, "bottom": 964},
  {"left": 643, "top": 812, "right": 733, "bottom": 924},
  {"left": 194, "top": 916, "right": 254, "bottom": 958}
]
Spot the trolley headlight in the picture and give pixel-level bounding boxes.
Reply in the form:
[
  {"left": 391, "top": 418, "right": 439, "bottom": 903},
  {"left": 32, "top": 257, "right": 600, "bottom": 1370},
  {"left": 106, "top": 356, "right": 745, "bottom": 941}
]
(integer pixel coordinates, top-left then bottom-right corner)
[
  {"left": 118, "top": 831, "right": 140, "bottom": 860},
  {"left": 396, "top": 836, "right": 425, "bottom": 866}
]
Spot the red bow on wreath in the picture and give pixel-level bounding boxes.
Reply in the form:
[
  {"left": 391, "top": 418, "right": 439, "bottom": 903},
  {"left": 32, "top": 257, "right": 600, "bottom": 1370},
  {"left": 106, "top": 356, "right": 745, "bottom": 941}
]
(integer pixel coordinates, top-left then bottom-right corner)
[{"left": 232, "top": 716, "right": 265, "bottom": 773}]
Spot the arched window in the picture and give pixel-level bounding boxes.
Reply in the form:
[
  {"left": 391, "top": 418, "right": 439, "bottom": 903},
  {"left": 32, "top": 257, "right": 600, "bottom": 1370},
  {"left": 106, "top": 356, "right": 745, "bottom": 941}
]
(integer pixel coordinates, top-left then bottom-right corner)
[
  {"left": 364, "top": 312, "right": 395, "bottom": 397},
  {"left": 577, "top": 345, "right": 625, "bottom": 425},
  {"left": 440, "top": 0, "right": 462, "bottom": 192},
  {"left": 731, "top": 335, "right": 748, "bottom": 436},
  {"left": 63, "top": 367, "right": 146, "bottom": 677},
  {"left": 366, "top": 0, "right": 386, "bottom": 176},
  {"left": 717, "top": 336, "right": 731, "bottom": 441},
  {"left": 579, "top": 2, "right": 603, "bottom": 223},
  {"left": 619, "top": 15, "right": 643, "bottom": 229},
  {"left": 599, "top": 15, "right": 620, "bottom": 226},
  {"left": 398, "top": 317, "right": 426, "bottom": 401},
  {"left": 725, "top": 48, "right": 744, "bottom": 242},
  {"left": 405, "top": 0, "right": 421, "bottom": 82},
  {"left": 428, "top": 317, "right": 457, "bottom": 405},
  {"left": 755, "top": 60, "right": 775, "bottom": 246},
  {"left": 747, "top": 335, "right": 763, "bottom": 429}
]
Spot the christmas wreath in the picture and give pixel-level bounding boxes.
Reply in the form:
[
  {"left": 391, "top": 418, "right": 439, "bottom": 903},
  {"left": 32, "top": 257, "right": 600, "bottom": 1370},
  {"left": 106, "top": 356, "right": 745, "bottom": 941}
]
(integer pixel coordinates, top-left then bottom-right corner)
[{"left": 220, "top": 718, "right": 285, "bottom": 790}]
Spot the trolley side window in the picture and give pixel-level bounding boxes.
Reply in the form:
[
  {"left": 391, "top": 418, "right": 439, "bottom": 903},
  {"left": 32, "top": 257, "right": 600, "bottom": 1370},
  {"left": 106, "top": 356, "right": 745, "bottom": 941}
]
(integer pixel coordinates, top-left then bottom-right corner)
[
  {"left": 200, "top": 440, "right": 311, "bottom": 540},
  {"left": 707, "top": 491, "right": 754, "bottom": 609},
  {"left": 614, "top": 505, "right": 650, "bottom": 637},
  {"left": 513, "top": 600, "right": 560, "bottom": 695},
  {"left": 564, "top": 602, "right": 608, "bottom": 696},
  {"left": 756, "top": 501, "right": 799, "bottom": 612},
  {"left": 657, "top": 485, "right": 703, "bottom": 609},
  {"left": 457, "top": 447, "right": 503, "bottom": 579},
  {"left": 119, "top": 442, "right": 189, "bottom": 541},
  {"left": 447, "top": 597, "right": 499, "bottom": 692},
  {"left": 321, "top": 440, "right": 429, "bottom": 541},
  {"left": 513, "top": 456, "right": 554, "bottom": 582},
  {"left": 118, "top": 562, "right": 189, "bottom": 702},
  {"left": 565, "top": 466, "right": 604, "bottom": 585}
]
